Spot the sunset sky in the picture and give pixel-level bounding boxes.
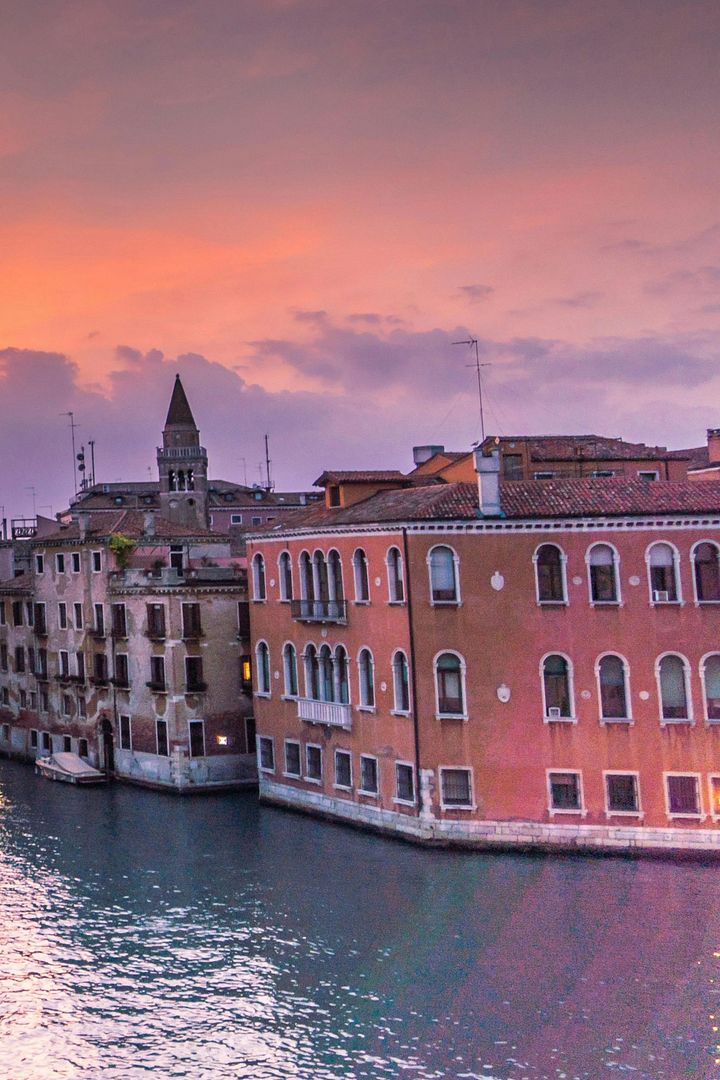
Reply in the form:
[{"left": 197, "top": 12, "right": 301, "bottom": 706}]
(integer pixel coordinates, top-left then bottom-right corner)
[{"left": 1, "top": 0, "right": 720, "bottom": 516}]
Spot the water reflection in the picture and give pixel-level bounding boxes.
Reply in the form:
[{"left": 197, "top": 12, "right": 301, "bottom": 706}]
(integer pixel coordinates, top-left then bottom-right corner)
[{"left": 0, "top": 758, "right": 717, "bottom": 1079}]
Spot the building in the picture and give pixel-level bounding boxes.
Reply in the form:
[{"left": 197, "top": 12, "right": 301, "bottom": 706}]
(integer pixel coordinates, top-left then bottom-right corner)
[
  {"left": 247, "top": 456, "right": 720, "bottom": 855},
  {"left": 0, "top": 378, "right": 256, "bottom": 791}
]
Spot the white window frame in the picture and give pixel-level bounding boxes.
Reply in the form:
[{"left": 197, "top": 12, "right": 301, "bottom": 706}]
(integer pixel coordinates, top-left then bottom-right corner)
[
  {"left": 187, "top": 719, "right": 205, "bottom": 758},
  {"left": 393, "top": 760, "right": 416, "bottom": 806},
  {"left": 700, "top": 652, "right": 720, "bottom": 725},
  {"left": 539, "top": 651, "right": 576, "bottom": 723},
  {"left": 594, "top": 652, "right": 632, "bottom": 724},
  {"left": 283, "top": 739, "right": 302, "bottom": 778},
  {"left": 71, "top": 552, "right": 81, "bottom": 574},
  {"left": 603, "top": 770, "right": 642, "bottom": 818},
  {"left": 281, "top": 641, "right": 299, "bottom": 699},
  {"left": 391, "top": 649, "right": 411, "bottom": 715},
  {"left": 427, "top": 544, "right": 461, "bottom": 606},
  {"left": 532, "top": 542, "right": 568, "bottom": 606},
  {"left": 255, "top": 640, "right": 271, "bottom": 697},
  {"left": 645, "top": 541, "right": 683, "bottom": 606},
  {"left": 664, "top": 771, "right": 704, "bottom": 820},
  {"left": 655, "top": 652, "right": 693, "bottom": 725},
  {"left": 637, "top": 470, "right": 659, "bottom": 481},
  {"left": 252, "top": 553, "right": 267, "bottom": 602},
  {"left": 119, "top": 713, "right": 133, "bottom": 752},
  {"left": 439, "top": 766, "right": 475, "bottom": 811},
  {"left": 305, "top": 743, "right": 323, "bottom": 784},
  {"left": 277, "top": 551, "right": 293, "bottom": 602},
  {"left": 357, "top": 646, "right": 376, "bottom": 711},
  {"left": 385, "top": 545, "right": 405, "bottom": 604},
  {"left": 333, "top": 748, "right": 353, "bottom": 791},
  {"left": 58, "top": 602, "right": 68, "bottom": 630},
  {"left": 433, "top": 649, "right": 468, "bottom": 721},
  {"left": 35, "top": 553, "right": 44, "bottom": 575},
  {"left": 690, "top": 540, "right": 720, "bottom": 605},
  {"left": 230, "top": 514, "right": 242, "bottom": 525},
  {"left": 55, "top": 552, "right": 65, "bottom": 574},
  {"left": 91, "top": 551, "right": 102, "bottom": 573},
  {"left": 585, "top": 542, "right": 622, "bottom": 606},
  {"left": 546, "top": 769, "right": 586, "bottom": 817},
  {"left": 358, "top": 754, "right": 379, "bottom": 797},
  {"left": 257, "top": 735, "right": 275, "bottom": 773}
]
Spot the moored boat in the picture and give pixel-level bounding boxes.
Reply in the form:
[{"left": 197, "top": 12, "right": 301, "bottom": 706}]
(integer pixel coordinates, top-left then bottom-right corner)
[{"left": 35, "top": 753, "right": 108, "bottom": 785}]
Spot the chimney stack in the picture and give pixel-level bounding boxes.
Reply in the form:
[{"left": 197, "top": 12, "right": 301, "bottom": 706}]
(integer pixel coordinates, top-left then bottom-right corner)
[
  {"left": 707, "top": 429, "right": 720, "bottom": 464},
  {"left": 412, "top": 444, "right": 445, "bottom": 467},
  {"left": 474, "top": 449, "right": 501, "bottom": 517},
  {"left": 78, "top": 511, "right": 90, "bottom": 542}
]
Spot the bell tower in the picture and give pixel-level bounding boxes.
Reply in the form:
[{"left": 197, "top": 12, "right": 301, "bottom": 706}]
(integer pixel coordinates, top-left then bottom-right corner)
[{"left": 157, "top": 374, "right": 209, "bottom": 529}]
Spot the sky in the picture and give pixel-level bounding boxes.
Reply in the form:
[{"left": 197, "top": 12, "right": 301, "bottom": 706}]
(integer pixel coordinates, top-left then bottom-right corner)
[{"left": 1, "top": 0, "right": 720, "bottom": 517}]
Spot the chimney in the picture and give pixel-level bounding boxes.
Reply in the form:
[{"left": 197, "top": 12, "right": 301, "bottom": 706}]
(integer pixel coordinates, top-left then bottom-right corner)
[
  {"left": 474, "top": 449, "right": 501, "bottom": 517},
  {"left": 143, "top": 511, "right": 156, "bottom": 537},
  {"left": 708, "top": 429, "right": 720, "bottom": 464},
  {"left": 78, "top": 511, "right": 90, "bottom": 542},
  {"left": 412, "top": 444, "right": 445, "bottom": 467}
]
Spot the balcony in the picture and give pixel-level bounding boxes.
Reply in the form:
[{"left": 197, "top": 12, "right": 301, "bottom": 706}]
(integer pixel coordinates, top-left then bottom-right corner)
[
  {"left": 185, "top": 681, "right": 208, "bottom": 694},
  {"left": 146, "top": 680, "right": 167, "bottom": 693},
  {"left": 297, "top": 697, "right": 352, "bottom": 730},
  {"left": 290, "top": 599, "right": 348, "bottom": 625}
]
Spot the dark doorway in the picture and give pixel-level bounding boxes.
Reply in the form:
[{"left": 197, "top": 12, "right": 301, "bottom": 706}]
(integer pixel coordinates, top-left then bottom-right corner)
[{"left": 100, "top": 715, "right": 115, "bottom": 774}]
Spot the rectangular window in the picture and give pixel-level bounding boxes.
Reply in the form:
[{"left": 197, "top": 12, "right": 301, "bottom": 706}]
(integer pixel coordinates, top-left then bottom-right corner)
[
  {"left": 62, "top": 695, "right": 72, "bottom": 716},
  {"left": 0, "top": 602, "right": 4, "bottom": 625},
  {"left": 533, "top": 471, "right": 556, "bottom": 480},
  {"left": 149, "top": 655, "right": 166, "bottom": 690},
  {"left": 41, "top": 731, "right": 50, "bottom": 752},
  {"left": 1, "top": 723, "right": 9, "bottom": 742},
  {"left": 26, "top": 602, "right": 34, "bottom": 626},
  {"left": 120, "top": 714, "right": 132, "bottom": 751},
  {"left": 30, "top": 728, "right": 38, "bottom": 748},
  {"left": 114, "top": 654, "right": 129, "bottom": 688},
  {"left": 59, "top": 650, "right": 69, "bottom": 677},
  {"left": 230, "top": 514, "right": 242, "bottom": 524},
  {"left": 503, "top": 453, "right": 523, "bottom": 480},
  {"left": 15, "top": 646, "right": 25, "bottom": 673},
  {"left": 284, "top": 740, "right": 301, "bottom": 777},
  {"left": 58, "top": 602, "right": 68, "bottom": 630},
  {"left": 56, "top": 553, "right": 65, "bottom": 574},
  {"left": 28, "top": 647, "right": 36, "bottom": 674},
  {"left": 440, "top": 768, "right": 473, "bottom": 808},
  {"left": 638, "top": 470, "right": 659, "bottom": 481},
  {"left": 34, "top": 603, "right": 47, "bottom": 635},
  {"left": 94, "top": 604, "right": 104, "bottom": 636},
  {"left": 258, "top": 736, "right": 275, "bottom": 772},
  {"left": 2, "top": 687, "right": 9, "bottom": 706},
  {"left": 74, "top": 603, "right": 83, "bottom": 630},
  {"left": 78, "top": 737, "right": 88, "bottom": 757},
  {"left": 63, "top": 734, "right": 72, "bottom": 752},
  {"left": 35, "top": 553, "right": 44, "bottom": 574},
  {"left": 666, "top": 774, "right": 701, "bottom": 816},
  {"left": 549, "top": 771, "right": 582, "bottom": 811},
  {"left": 710, "top": 776, "right": 720, "bottom": 819},
  {"left": 146, "top": 603, "right": 166, "bottom": 639},
  {"left": 328, "top": 485, "right": 341, "bottom": 507},
  {"left": 92, "top": 551, "right": 102, "bottom": 573},
  {"left": 605, "top": 773, "right": 639, "bottom": 814},
  {"left": 592, "top": 469, "right": 616, "bottom": 478},
  {"left": 0, "top": 644, "right": 7, "bottom": 672},
  {"left": 189, "top": 720, "right": 205, "bottom": 758},
  {"left": 237, "top": 601, "right": 250, "bottom": 638},
  {"left": 251, "top": 516, "right": 261, "bottom": 526},
  {"left": 306, "top": 744, "right": 322, "bottom": 782},
  {"left": 395, "top": 763, "right": 415, "bottom": 803},
  {"left": 38, "top": 648, "right": 48, "bottom": 678},
  {"left": 182, "top": 603, "right": 202, "bottom": 638},
  {"left": 185, "top": 656, "right": 205, "bottom": 692},
  {"left": 71, "top": 552, "right": 81, "bottom": 573},
  {"left": 12, "top": 600, "right": 23, "bottom": 627},
  {"left": 156, "top": 719, "right": 169, "bottom": 757},
  {"left": 29, "top": 692, "right": 37, "bottom": 711},
  {"left": 78, "top": 696, "right": 86, "bottom": 718},
  {"left": 111, "top": 603, "right": 127, "bottom": 638},
  {"left": 334, "top": 750, "right": 352, "bottom": 789},
  {"left": 360, "top": 755, "right": 378, "bottom": 795},
  {"left": 93, "top": 653, "right": 108, "bottom": 683},
  {"left": 40, "top": 689, "right": 49, "bottom": 712},
  {"left": 19, "top": 689, "right": 27, "bottom": 709}
]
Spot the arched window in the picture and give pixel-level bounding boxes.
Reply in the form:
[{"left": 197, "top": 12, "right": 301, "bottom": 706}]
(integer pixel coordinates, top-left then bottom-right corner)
[
  {"left": 429, "top": 546, "right": 459, "bottom": 604},
  {"left": 353, "top": 548, "right": 370, "bottom": 602},
  {"left": 256, "top": 641, "right": 270, "bottom": 694},
  {"left": 694, "top": 542, "right": 720, "bottom": 602},
  {"left": 435, "top": 652, "right": 465, "bottom": 716},
  {"left": 542, "top": 654, "right": 572, "bottom": 718},
  {"left": 598, "top": 654, "right": 629, "bottom": 720},
  {"left": 392, "top": 650, "right": 410, "bottom": 712},
  {"left": 702, "top": 654, "right": 720, "bottom": 721},
  {"left": 588, "top": 544, "right": 619, "bottom": 603},
  {"left": 252, "top": 553, "right": 266, "bottom": 601},
  {"left": 303, "top": 644, "right": 319, "bottom": 699},
  {"left": 334, "top": 645, "right": 349, "bottom": 704},
  {"left": 648, "top": 542, "right": 679, "bottom": 602},
  {"left": 168, "top": 469, "right": 177, "bottom": 492},
  {"left": 313, "top": 551, "right": 329, "bottom": 603},
  {"left": 177, "top": 469, "right": 186, "bottom": 491},
  {"left": 358, "top": 648, "right": 375, "bottom": 707},
  {"left": 299, "top": 551, "right": 314, "bottom": 617},
  {"left": 658, "top": 654, "right": 690, "bottom": 721},
  {"left": 282, "top": 643, "right": 298, "bottom": 697},
  {"left": 327, "top": 550, "right": 344, "bottom": 614},
  {"left": 278, "top": 552, "right": 293, "bottom": 601},
  {"left": 387, "top": 547, "right": 404, "bottom": 603},
  {"left": 318, "top": 644, "right": 333, "bottom": 702},
  {"left": 535, "top": 544, "right": 566, "bottom": 603}
]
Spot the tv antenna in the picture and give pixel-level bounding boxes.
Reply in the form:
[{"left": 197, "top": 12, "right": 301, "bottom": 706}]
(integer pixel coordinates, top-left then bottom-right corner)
[
  {"left": 264, "top": 434, "right": 274, "bottom": 492},
  {"left": 60, "top": 411, "right": 80, "bottom": 494},
  {"left": 452, "top": 337, "right": 491, "bottom": 443}
]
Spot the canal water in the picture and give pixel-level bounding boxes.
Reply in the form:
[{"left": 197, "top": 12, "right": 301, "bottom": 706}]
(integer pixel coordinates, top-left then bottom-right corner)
[{"left": 0, "top": 758, "right": 718, "bottom": 1080}]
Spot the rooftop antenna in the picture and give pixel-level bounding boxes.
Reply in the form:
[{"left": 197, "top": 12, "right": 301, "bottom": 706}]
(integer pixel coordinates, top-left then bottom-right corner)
[
  {"left": 88, "top": 439, "right": 96, "bottom": 486},
  {"left": 452, "top": 337, "right": 491, "bottom": 443},
  {"left": 239, "top": 457, "right": 248, "bottom": 487},
  {"left": 60, "top": 411, "right": 79, "bottom": 494},
  {"left": 264, "top": 434, "right": 274, "bottom": 492}
]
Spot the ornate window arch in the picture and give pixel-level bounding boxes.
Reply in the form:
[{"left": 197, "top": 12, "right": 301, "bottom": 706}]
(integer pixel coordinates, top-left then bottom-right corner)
[
  {"left": 428, "top": 545, "right": 460, "bottom": 604},
  {"left": 656, "top": 652, "right": 692, "bottom": 724},
  {"left": 595, "top": 652, "right": 631, "bottom": 722},
  {"left": 646, "top": 541, "right": 681, "bottom": 604},
  {"left": 434, "top": 650, "right": 466, "bottom": 718},
  {"left": 540, "top": 652, "right": 575, "bottom": 720},
  {"left": 692, "top": 541, "right": 720, "bottom": 603},
  {"left": 586, "top": 543, "right": 620, "bottom": 604},
  {"left": 533, "top": 543, "right": 567, "bottom": 604}
]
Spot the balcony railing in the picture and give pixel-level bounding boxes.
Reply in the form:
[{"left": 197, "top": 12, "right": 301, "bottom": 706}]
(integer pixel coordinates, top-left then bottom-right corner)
[
  {"left": 297, "top": 697, "right": 352, "bottom": 730},
  {"left": 290, "top": 599, "right": 348, "bottom": 624}
]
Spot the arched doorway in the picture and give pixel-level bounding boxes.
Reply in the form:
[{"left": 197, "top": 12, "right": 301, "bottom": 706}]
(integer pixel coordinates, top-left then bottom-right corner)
[{"left": 99, "top": 715, "right": 115, "bottom": 775}]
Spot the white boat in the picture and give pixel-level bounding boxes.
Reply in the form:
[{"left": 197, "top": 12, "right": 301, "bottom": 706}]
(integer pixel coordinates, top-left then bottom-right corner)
[{"left": 35, "top": 752, "right": 108, "bottom": 785}]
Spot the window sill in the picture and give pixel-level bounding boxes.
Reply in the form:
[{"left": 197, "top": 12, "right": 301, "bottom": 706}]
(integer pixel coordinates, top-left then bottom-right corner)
[
  {"left": 430, "top": 600, "right": 461, "bottom": 608},
  {"left": 590, "top": 601, "right": 623, "bottom": 608},
  {"left": 282, "top": 771, "right": 302, "bottom": 780},
  {"left": 390, "top": 709, "right": 412, "bottom": 717},
  {"left": 660, "top": 718, "right": 694, "bottom": 726},
  {"left": 537, "top": 600, "right": 568, "bottom": 608},
  {"left": 387, "top": 600, "right": 406, "bottom": 607},
  {"left": 280, "top": 694, "right": 299, "bottom": 701},
  {"left": 436, "top": 712, "right": 468, "bottom": 722},
  {"left": 258, "top": 765, "right": 275, "bottom": 774},
  {"left": 651, "top": 600, "right": 683, "bottom": 607},
  {"left": 357, "top": 705, "right": 376, "bottom": 714},
  {"left": 304, "top": 776, "right": 322, "bottom": 785},
  {"left": 706, "top": 719, "right": 720, "bottom": 725},
  {"left": 352, "top": 600, "right": 371, "bottom": 606},
  {"left": 601, "top": 717, "right": 634, "bottom": 725},
  {"left": 549, "top": 808, "right": 587, "bottom": 817},
  {"left": 358, "top": 788, "right": 379, "bottom": 798},
  {"left": 393, "top": 797, "right": 416, "bottom": 807},
  {"left": 333, "top": 784, "right": 353, "bottom": 792},
  {"left": 440, "top": 803, "right": 477, "bottom": 812},
  {"left": 667, "top": 813, "right": 706, "bottom": 821},
  {"left": 695, "top": 600, "right": 720, "bottom": 606},
  {"left": 254, "top": 691, "right": 271, "bottom": 699},
  {"left": 543, "top": 715, "right": 576, "bottom": 724},
  {"left": 605, "top": 811, "right": 643, "bottom": 819},
  {"left": 251, "top": 598, "right": 267, "bottom": 604}
]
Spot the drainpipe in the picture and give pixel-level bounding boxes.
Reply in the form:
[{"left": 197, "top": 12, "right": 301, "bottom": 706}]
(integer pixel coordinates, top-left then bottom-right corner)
[{"left": 401, "top": 527, "right": 423, "bottom": 819}]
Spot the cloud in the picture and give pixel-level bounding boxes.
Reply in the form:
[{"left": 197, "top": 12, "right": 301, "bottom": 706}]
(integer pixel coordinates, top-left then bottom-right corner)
[
  {"left": 458, "top": 284, "right": 494, "bottom": 302},
  {"left": 645, "top": 266, "right": 720, "bottom": 298},
  {"left": 551, "top": 291, "right": 603, "bottom": 308}
]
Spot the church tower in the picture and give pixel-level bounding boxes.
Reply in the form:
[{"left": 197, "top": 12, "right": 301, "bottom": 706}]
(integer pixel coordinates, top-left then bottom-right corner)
[{"left": 157, "top": 374, "right": 209, "bottom": 529}]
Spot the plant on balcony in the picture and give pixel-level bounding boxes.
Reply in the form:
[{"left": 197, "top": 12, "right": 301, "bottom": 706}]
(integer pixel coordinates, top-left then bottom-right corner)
[{"left": 109, "top": 533, "right": 136, "bottom": 570}]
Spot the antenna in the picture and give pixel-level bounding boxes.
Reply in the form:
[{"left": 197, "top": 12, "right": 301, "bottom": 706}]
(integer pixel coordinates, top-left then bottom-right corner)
[
  {"left": 60, "top": 411, "right": 79, "bottom": 494},
  {"left": 238, "top": 457, "right": 248, "bottom": 487},
  {"left": 264, "top": 434, "right": 274, "bottom": 492},
  {"left": 452, "top": 337, "right": 491, "bottom": 443},
  {"left": 88, "top": 439, "right": 96, "bottom": 486}
]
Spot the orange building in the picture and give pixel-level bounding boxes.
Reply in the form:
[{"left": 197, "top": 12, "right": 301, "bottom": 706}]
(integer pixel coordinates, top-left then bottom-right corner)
[{"left": 248, "top": 455, "right": 720, "bottom": 855}]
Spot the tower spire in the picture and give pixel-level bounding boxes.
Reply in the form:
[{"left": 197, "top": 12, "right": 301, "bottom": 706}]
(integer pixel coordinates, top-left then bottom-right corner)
[{"left": 165, "top": 373, "right": 197, "bottom": 429}]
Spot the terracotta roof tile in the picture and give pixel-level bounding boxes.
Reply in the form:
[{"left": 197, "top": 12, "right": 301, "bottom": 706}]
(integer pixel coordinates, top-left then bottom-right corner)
[
  {"left": 39, "top": 510, "right": 221, "bottom": 543},
  {"left": 314, "top": 470, "right": 410, "bottom": 486}
]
